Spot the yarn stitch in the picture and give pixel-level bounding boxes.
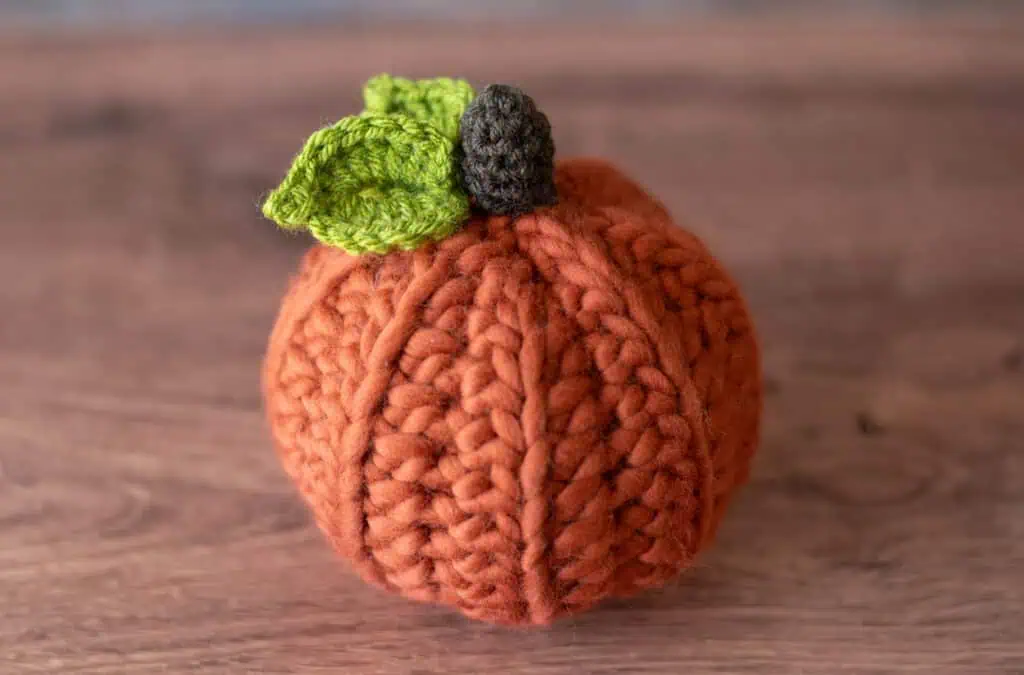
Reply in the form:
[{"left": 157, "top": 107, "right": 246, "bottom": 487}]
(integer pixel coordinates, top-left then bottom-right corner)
[
  {"left": 363, "top": 74, "right": 476, "bottom": 142},
  {"left": 262, "top": 113, "right": 469, "bottom": 254},
  {"left": 459, "top": 84, "right": 558, "bottom": 216},
  {"left": 263, "top": 157, "right": 762, "bottom": 626}
]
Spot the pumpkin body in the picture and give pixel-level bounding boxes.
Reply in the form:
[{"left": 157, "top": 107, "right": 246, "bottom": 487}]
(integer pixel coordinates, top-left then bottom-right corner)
[{"left": 263, "top": 158, "right": 761, "bottom": 625}]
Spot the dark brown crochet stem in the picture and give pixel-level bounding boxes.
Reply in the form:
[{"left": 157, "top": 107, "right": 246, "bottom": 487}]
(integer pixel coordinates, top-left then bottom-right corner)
[{"left": 458, "top": 84, "right": 558, "bottom": 216}]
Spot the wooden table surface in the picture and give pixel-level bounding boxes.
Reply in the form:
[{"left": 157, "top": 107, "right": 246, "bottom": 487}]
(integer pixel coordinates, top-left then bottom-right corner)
[{"left": 1, "top": 14, "right": 1022, "bottom": 674}]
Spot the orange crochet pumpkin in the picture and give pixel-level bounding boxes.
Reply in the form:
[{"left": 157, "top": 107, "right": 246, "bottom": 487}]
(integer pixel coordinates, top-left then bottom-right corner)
[{"left": 261, "top": 78, "right": 761, "bottom": 626}]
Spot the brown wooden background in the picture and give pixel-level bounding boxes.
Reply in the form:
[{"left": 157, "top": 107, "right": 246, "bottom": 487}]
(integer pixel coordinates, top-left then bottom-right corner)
[{"left": 1, "top": 13, "right": 1022, "bottom": 674}]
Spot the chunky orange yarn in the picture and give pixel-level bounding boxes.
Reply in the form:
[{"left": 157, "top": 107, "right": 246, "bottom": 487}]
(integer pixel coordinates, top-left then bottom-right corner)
[{"left": 263, "top": 157, "right": 761, "bottom": 625}]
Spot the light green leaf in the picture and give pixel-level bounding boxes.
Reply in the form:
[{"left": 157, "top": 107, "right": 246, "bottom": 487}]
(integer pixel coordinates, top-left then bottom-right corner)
[
  {"left": 261, "top": 113, "right": 469, "bottom": 255},
  {"left": 363, "top": 74, "right": 475, "bottom": 141}
]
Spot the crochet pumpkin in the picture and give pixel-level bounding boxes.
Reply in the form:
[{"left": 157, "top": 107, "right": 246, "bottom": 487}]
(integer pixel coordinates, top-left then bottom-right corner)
[{"left": 261, "top": 76, "right": 761, "bottom": 626}]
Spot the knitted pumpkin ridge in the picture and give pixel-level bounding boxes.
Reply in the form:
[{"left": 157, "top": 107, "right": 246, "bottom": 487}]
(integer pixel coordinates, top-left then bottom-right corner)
[{"left": 261, "top": 75, "right": 761, "bottom": 626}]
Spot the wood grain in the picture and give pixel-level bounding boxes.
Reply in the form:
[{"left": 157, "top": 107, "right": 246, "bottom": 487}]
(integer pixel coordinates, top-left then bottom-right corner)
[{"left": 1, "top": 14, "right": 1022, "bottom": 674}]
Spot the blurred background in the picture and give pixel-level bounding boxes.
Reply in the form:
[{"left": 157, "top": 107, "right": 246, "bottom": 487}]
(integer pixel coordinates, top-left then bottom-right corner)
[
  {"left": 2, "top": 2, "right": 1022, "bottom": 673},
  {"left": 0, "top": 0, "right": 1016, "bottom": 26}
]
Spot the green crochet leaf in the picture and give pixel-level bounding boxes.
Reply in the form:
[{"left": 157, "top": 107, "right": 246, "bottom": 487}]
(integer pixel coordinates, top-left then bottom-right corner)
[
  {"left": 262, "top": 113, "right": 469, "bottom": 255},
  {"left": 363, "top": 74, "right": 475, "bottom": 141}
]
